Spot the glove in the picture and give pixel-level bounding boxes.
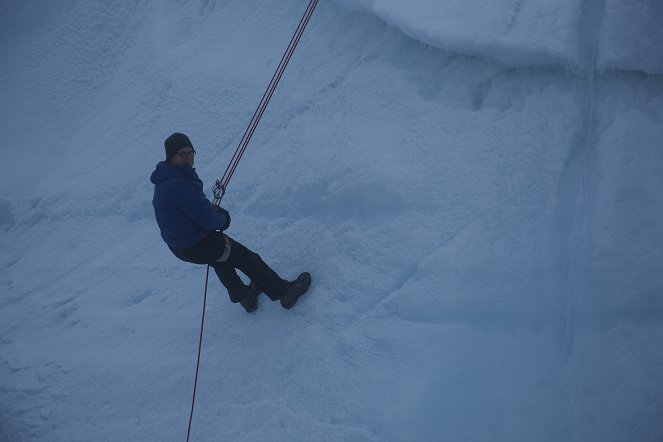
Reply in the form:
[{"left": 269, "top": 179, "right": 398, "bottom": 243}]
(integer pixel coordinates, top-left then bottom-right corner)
[{"left": 214, "top": 205, "right": 231, "bottom": 230}]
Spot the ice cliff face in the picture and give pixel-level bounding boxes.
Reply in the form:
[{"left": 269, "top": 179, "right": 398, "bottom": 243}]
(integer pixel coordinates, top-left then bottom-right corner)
[
  {"left": 334, "top": 0, "right": 663, "bottom": 73},
  {"left": 1, "top": 1, "right": 662, "bottom": 441}
]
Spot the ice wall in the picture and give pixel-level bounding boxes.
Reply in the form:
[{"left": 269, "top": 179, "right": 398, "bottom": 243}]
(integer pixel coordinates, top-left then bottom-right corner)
[
  {"left": 598, "top": 0, "right": 663, "bottom": 73},
  {"left": 1, "top": 0, "right": 662, "bottom": 440},
  {"left": 334, "top": 0, "right": 663, "bottom": 74}
]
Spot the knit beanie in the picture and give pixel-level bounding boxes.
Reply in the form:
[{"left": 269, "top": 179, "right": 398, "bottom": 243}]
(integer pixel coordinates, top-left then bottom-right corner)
[{"left": 164, "top": 132, "right": 193, "bottom": 161}]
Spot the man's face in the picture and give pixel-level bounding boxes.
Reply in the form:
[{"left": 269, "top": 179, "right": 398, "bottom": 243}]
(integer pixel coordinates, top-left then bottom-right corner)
[{"left": 170, "top": 147, "right": 196, "bottom": 168}]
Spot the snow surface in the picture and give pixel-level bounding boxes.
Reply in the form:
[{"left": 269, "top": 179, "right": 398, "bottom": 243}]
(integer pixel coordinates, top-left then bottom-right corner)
[
  {"left": 1, "top": 0, "right": 663, "bottom": 441},
  {"left": 336, "top": 0, "right": 663, "bottom": 74}
]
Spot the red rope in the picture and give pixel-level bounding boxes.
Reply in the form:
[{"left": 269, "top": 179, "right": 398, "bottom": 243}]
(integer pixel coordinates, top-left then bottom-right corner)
[
  {"left": 219, "top": 0, "right": 319, "bottom": 193},
  {"left": 186, "top": 265, "right": 210, "bottom": 442},
  {"left": 187, "top": 2, "right": 319, "bottom": 439}
]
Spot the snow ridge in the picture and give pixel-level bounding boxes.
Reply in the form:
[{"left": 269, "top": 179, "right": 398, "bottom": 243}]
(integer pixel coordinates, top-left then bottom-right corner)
[{"left": 333, "top": 0, "right": 663, "bottom": 74}]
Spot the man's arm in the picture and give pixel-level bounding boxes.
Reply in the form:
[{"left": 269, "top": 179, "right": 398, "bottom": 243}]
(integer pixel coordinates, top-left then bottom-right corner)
[{"left": 175, "top": 184, "right": 230, "bottom": 231}]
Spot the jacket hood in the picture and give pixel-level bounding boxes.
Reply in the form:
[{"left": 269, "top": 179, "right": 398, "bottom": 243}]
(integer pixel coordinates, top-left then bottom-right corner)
[{"left": 150, "top": 161, "right": 197, "bottom": 185}]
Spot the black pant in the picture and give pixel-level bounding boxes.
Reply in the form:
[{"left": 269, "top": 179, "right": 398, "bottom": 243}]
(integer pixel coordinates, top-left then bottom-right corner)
[{"left": 169, "top": 232, "right": 288, "bottom": 303}]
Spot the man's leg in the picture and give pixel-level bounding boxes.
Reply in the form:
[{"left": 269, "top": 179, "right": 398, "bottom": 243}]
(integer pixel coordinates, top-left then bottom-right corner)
[
  {"left": 174, "top": 233, "right": 257, "bottom": 311},
  {"left": 211, "top": 263, "right": 248, "bottom": 304},
  {"left": 224, "top": 237, "right": 289, "bottom": 301},
  {"left": 174, "top": 232, "right": 307, "bottom": 309}
]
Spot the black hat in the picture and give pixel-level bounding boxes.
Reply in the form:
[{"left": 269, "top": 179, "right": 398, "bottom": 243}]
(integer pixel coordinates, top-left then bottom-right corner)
[{"left": 165, "top": 132, "right": 193, "bottom": 161}]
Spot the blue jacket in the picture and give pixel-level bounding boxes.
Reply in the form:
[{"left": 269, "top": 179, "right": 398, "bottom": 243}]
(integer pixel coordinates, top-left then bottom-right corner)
[{"left": 150, "top": 161, "right": 229, "bottom": 249}]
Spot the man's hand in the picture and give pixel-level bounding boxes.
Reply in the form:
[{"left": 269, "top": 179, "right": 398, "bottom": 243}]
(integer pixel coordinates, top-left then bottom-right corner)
[{"left": 214, "top": 205, "right": 231, "bottom": 230}]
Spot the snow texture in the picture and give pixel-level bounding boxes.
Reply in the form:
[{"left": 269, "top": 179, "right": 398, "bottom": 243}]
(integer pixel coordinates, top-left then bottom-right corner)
[
  {"left": 1, "top": 0, "right": 663, "bottom": 441},
  {"left": 335, "top": 0, "right": 663, "bottom": 73}
]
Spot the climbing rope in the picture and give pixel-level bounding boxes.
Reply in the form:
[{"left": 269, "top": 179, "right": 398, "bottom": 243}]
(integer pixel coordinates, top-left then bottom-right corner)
[
  {"left": 187, "top": 1, "right": 319, "bottom": 440},
  {"left": 187, "top": 265, "right": 210, "bottom": 442},
  {"left": 212, "top": 0, "right": 319, "bottom": 207}
]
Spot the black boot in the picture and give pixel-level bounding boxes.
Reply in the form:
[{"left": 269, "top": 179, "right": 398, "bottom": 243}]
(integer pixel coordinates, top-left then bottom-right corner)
[
  {"left": 280, "top": 272, "right": 311, "bottom": 309},
  {"left": 240, "top": 281, "right": 262, "bottom": 313}
]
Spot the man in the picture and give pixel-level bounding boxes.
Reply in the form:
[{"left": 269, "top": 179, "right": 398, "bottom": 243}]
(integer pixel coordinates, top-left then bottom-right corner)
[{"left": 150, "top": 132, "right": 311, "bottom": 313}]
